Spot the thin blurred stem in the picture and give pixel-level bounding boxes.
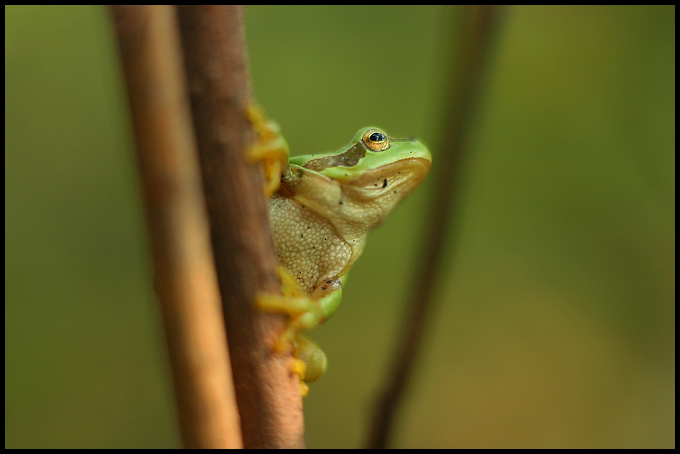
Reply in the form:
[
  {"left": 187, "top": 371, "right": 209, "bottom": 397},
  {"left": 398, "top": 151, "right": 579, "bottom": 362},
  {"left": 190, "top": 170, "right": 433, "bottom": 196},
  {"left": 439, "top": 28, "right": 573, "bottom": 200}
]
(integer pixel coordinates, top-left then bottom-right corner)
[
  {"left": 367, "top": 6, "right": 504, "bottom": 449},
  {"left": 110, "top": 5, "right": 242, "bottom": 448}
]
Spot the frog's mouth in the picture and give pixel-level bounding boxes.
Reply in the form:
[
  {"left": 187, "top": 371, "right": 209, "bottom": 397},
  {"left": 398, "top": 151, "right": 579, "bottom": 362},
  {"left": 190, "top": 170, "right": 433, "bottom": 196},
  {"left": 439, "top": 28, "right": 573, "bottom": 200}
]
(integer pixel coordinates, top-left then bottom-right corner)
[{"left": 339, "top": 157, "right": 431, "bottom": 199}]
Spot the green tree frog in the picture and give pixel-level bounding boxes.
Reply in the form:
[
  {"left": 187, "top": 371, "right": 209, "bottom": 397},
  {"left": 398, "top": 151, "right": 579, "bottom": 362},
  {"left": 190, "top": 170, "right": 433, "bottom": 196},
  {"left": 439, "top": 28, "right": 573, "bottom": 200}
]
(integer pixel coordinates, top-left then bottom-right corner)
[{"left": 249, "top": 107, "right": 431, "bottom": 395}]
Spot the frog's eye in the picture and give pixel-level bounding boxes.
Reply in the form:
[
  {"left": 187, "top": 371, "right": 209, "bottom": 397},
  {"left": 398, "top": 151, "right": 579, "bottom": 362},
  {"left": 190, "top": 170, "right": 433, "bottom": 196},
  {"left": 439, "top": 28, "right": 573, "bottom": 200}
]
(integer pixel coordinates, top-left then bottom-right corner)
[{"left": 362, "top": 129, "right": 391, "bottom": 152}]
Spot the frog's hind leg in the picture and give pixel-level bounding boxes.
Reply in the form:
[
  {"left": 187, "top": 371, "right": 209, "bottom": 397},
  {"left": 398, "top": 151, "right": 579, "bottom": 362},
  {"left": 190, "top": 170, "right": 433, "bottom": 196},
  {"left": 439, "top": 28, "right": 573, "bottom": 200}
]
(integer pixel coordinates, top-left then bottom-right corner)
[
  {"left": 292, "top": 332, "right": 327, "bottom": 384},
  {"left": 255, "top": 267, "right": 339, "bottom": 394}
]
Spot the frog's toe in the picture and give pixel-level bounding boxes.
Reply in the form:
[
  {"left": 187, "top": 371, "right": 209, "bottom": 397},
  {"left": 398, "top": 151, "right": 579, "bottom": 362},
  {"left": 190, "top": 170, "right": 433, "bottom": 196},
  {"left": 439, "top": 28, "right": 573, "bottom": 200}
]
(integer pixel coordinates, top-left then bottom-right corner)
[
  {"left": 288, "top": 352, "right": 310, "bottom": 397},
  {"left": 288, "top": 352, "right": 312, "bottom": 397},
  {"left": 289, "top": 357, "right": 307, "bottom": 378},
  {"left": 299, "top": 380, "right": 309, "bottom": 397}
]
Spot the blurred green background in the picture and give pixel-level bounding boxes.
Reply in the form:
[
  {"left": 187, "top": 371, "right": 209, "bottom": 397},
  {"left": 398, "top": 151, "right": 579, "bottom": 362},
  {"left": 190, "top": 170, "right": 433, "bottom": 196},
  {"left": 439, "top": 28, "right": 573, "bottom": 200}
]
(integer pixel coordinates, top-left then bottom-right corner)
[{"left": 5, "top": 5, "right": 674, "bottom": 448}]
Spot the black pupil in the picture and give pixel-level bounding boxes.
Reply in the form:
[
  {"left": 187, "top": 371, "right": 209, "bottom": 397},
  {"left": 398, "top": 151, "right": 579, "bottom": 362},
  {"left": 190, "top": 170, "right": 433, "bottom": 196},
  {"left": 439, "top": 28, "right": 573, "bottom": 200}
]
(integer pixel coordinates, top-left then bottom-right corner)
[{"left": 369, "top": 132, "right": 385, "bottom": 142}]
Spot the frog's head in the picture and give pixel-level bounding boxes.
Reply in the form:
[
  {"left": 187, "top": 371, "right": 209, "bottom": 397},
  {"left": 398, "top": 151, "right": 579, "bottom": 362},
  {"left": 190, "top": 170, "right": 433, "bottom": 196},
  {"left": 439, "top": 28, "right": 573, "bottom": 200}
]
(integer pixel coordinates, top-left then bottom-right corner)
[
  {"left": 289, "top": 127, "right": 431, "bottom": 200},
  {"left": 281, "top": 128, "right": 431, "bottom": 231}
]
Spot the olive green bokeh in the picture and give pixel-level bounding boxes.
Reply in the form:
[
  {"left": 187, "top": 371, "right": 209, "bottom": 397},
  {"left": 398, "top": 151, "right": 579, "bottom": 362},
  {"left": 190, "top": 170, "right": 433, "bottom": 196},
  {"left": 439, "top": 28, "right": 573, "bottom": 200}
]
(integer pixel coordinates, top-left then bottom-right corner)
[{"left": 5, "top": 5, "right": 674, "bottom": 448}]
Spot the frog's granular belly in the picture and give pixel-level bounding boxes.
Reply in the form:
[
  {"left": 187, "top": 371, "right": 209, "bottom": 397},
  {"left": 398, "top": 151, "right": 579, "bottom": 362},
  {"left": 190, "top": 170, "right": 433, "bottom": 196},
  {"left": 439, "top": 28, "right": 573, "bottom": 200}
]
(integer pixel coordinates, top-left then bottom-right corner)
[{"left": 270, "top": 194, "right": 355, "bottom": 295}]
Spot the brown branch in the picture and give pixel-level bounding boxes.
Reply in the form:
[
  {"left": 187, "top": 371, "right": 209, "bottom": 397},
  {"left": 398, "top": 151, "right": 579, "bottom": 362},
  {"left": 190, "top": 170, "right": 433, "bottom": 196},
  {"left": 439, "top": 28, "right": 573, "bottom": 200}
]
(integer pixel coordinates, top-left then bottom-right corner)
[
  {"left": 175, "top": 6, "right": 305, "bottom": 449},
  {"left": 110, "top": 5, "right": 242, "bottom": 448},
  {"left": 367, "top": 6, "right": 504, "bottom": 449}
]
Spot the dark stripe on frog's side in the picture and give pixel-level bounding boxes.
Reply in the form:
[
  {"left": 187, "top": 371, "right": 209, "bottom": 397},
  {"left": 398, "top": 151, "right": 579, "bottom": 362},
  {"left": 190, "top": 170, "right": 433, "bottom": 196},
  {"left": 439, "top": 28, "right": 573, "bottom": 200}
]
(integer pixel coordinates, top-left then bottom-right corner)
[
  {"left": 302, "top": 142, "right": 367, "bottom": 172},
  {"left": 301, "top": 137, "right": 417, "bottom": 172}
]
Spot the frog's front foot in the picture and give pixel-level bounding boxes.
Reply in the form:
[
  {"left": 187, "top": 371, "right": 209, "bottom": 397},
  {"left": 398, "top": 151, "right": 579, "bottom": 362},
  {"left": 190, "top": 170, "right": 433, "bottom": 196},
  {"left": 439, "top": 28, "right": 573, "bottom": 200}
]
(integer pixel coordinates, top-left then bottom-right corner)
[{"left": 245, "top": 103, "right": 289, "bottom": 197}]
